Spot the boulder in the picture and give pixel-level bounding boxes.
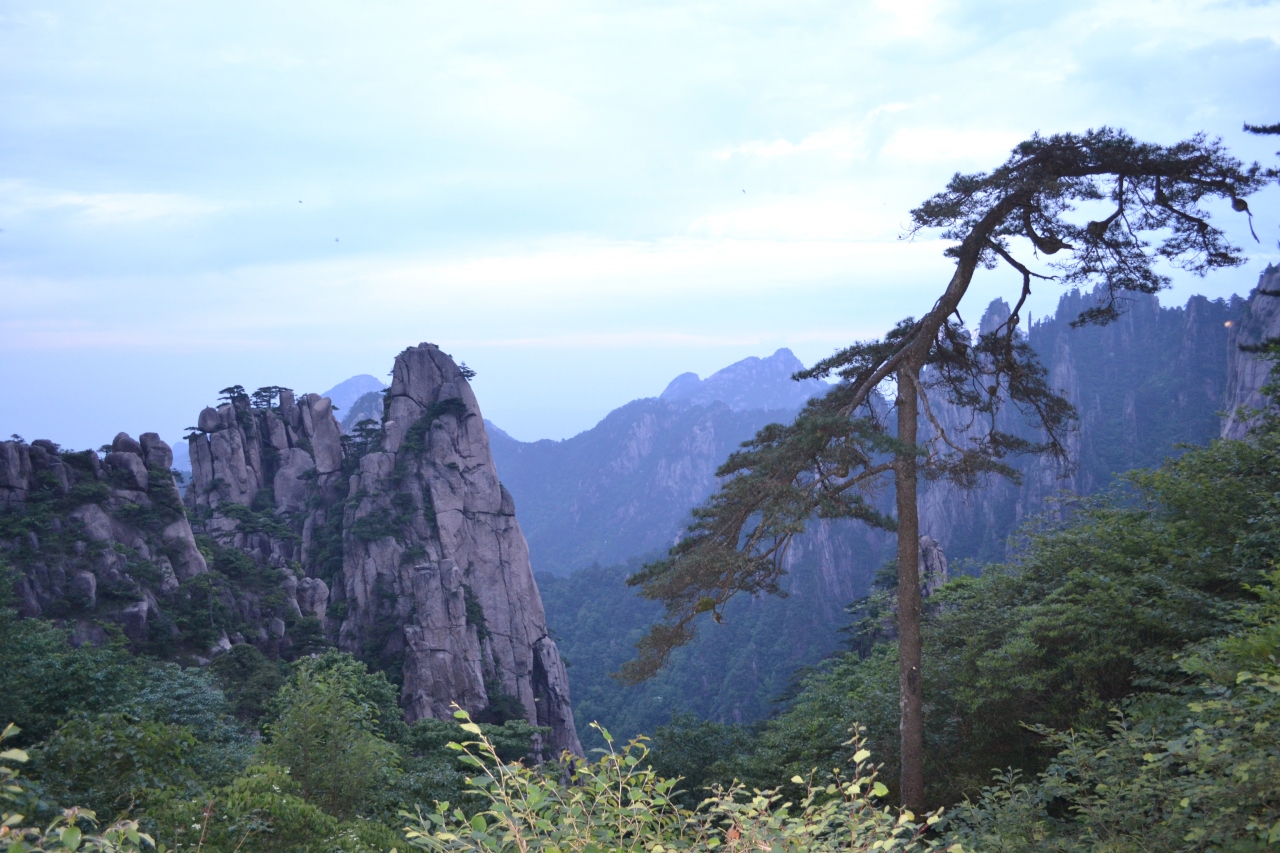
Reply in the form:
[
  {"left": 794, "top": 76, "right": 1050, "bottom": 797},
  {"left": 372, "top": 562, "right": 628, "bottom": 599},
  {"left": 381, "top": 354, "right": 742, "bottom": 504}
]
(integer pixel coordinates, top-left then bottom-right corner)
[
  {"left": 197, "top": 407, "right": 221, "bottom": 433},
  {"left": 105, "top": 451, "right": 149, "bottom": 491},
  {"left": 112, "top": 432, "right": 144, "bottom": 455},
  {"left": 273, "top": 448, "right": 315, "bottom": 513},
  {"left": 70, "top": 504, "right": 114, "bottom": 542},
  {"left": 161, "top": 518, "right": 208, "bottom": 579},
  {"left": 70, "top": 571, "right": 97, "bottom": 610},
  {"left": 297, "top": 577, "right": 329, "bottom": 621},
  {"left": 140, "top": 433, "right": 174, "bottom": 470},
  {"left": 281, "top": 573, "right": 303, "bottom": 617},
  {"left": 120, "top": 600, "right": 150, "bottom": 643}
]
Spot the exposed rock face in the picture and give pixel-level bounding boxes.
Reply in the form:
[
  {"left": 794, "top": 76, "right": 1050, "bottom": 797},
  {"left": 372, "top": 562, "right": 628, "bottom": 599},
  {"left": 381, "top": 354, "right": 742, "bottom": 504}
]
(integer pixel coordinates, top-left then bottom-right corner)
[
  {"left": 3, "top": 349, "right": 580, "bottom": 756},
  {"left": 177, "top": 348, "right": 580, "bottom": 755},
  {"left": 339, "top": 344, "right": 581, "bottom": 755},
  {"left": 1223, "top": 265, "right": 1280, "bottom": 439},
  {"left": 916, "top": 286, "right": 1242, "bottom": 562},
  {"left": 0, "top": 433, "right": 206, "bottom": 636},
  {"left": 186, "top": 388, "right": 346, "bottom": 572}
]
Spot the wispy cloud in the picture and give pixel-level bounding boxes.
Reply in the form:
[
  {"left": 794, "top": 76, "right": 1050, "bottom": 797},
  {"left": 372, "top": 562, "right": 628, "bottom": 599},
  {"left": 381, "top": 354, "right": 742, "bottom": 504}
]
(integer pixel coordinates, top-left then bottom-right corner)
[{"left": 0, "top": 181, "right": 223, "bottom": 224}]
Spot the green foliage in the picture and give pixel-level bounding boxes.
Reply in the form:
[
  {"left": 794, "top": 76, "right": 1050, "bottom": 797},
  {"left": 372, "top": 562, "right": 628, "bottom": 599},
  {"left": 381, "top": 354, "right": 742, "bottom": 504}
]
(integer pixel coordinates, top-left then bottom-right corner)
[
  {"left": 34, "top": 713, "right": 200, "bottom": 819},
  {"left": 1, "top": 723, "right": 153, "bottom": 853},
  {"left": 621, "top": 401, "right": 899, "bottom": 681},
  {"left": 209, "top": 644, "right": 286, "bottom": 723},
  {"left": 641, "top": 407, "right": 1280, "bottom": 807},
  {"left": 249, "top": 386, "right": 292, "bottom": 410},
  {"left": 461, "top": 585, "right": 488, "bottom": 640},
  {"left": 276, "top": 650, "right": 407, "bottom": 743},
  {"left": 166, "top": 573, "right": 239, "bottom": 653},
  {"left": 403, "top": 712, "right": 955, "bottom": 853},
  {"left": 260, "top": 656, "right": 402, "bottom": 819},
  {"left": 349, "top": 508, "right": 403, "bottom": 543},
  {"left": 945, "top": 572, "right": 1280, "bottom": 851},
  {"left": 0, "top": 586, "right": 144, "bottom": 745},
  {"left": 216, "top": 504, "right": 295, "bottom": 543},
  {"left": 646, "top": 714, "right": 757, "bottom": 808}
]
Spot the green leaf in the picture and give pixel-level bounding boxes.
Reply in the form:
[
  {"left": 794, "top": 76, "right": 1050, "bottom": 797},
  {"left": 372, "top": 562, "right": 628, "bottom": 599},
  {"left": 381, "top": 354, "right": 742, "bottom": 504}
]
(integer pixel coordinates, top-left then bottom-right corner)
[
  {"left": 872, "top": 782, "right": 889, "bottom": 798},
  {"left": 459, "top": 723, "right": 482, "bottom": 735},
  {"left": 61, "top": 826, "right": 82, "bottom": 851}
]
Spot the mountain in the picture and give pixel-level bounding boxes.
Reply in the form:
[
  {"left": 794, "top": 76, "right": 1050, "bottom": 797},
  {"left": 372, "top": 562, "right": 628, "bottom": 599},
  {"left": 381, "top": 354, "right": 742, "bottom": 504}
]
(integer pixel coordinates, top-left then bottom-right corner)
[
  {"left": 499, "top": 282, "right": 1258, "bottom": 744},
  {"left": 321, "top": 374, "right": 388, "bottom": 415},
  {"left": 659, "top": 348, "right": 829, "bottom": 411},
  {"left": 0, "top": 348, "right": 580, "bottom": 755},
  {"left": 486, "top": 348, "right": 831, "bottom": 576},
  {"left": 917, "top": 285, "right": 1244, "bottom": 564}
]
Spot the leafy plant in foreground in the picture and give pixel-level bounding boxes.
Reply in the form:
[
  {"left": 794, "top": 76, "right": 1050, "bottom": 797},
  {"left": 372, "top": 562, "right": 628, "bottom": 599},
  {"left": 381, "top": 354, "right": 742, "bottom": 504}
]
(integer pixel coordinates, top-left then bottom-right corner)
[
  {"left": 403, "top": 710, "right": 961, "bottom": 853},
  {"left": 1, "top": 723, "right": 152, "bottom": 853}
]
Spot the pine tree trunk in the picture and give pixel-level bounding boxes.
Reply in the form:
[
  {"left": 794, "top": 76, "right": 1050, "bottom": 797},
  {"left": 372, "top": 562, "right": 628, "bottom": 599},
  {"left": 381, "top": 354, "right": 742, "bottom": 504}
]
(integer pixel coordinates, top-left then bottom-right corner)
[{"left": 895, "top": 367, "right": 925, "bottom": 811}]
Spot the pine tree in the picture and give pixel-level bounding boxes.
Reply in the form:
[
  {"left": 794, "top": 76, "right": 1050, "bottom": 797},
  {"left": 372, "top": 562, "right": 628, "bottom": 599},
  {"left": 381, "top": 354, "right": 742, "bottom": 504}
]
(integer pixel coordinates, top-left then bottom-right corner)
[{"left": 621, "top": 127, "right": 1271, "bottom": 809}]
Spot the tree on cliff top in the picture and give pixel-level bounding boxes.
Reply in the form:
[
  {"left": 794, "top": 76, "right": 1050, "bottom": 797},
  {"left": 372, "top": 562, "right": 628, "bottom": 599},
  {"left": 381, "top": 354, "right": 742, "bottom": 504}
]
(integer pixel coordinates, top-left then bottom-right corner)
[{"left": 621, "top": 127, "right": 1270, "bottom": 809}]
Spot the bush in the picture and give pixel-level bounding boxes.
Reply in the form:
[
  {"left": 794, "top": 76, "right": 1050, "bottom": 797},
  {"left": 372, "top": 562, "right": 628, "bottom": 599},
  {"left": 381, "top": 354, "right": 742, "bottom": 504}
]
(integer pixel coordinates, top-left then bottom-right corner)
[
  {"left": 403, "top": 712, "right": 957, "bottom": 853},
  {"left": 34, "top": 713, "right": 200, "bottom": 820},
  {"left": 1, "top": 722, "right": 153, "bottom": 853},
  {"left": 942, "top": 569, "right": 1280, "bottom": 852},
  {"left": 261, "top": 663, "right": 401, "bottom": 820}
]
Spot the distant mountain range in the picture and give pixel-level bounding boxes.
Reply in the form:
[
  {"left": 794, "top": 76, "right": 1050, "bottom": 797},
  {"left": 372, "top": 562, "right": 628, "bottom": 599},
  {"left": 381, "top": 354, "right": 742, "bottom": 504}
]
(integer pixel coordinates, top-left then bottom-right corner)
[{"left": 486, "top": 348, "right": 828, "bottom": 575}]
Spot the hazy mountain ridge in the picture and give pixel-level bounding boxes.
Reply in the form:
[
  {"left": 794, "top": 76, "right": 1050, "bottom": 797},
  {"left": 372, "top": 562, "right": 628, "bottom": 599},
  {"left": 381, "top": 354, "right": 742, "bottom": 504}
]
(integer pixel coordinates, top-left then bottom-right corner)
[{"left": 660, "top": 348, "right": 830, "bottom": 411}]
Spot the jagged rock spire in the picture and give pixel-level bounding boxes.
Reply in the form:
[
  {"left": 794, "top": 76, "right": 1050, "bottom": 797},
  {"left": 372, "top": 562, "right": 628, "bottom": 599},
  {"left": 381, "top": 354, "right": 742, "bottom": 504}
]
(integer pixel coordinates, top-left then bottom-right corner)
[{"left": 341, "top": 343, "right": 581, "bottom": 756}]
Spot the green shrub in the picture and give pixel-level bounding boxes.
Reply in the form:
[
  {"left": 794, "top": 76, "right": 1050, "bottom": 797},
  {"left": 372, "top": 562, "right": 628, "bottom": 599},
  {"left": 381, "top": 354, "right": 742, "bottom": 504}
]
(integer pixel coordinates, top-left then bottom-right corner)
[
  {"left": 403, "top": 712, "right": 956, "bottom": 853},
  {"left": 1, "top": 723, "right": 153, "bottom": 853},
  {"left": 261, "top": 657, "right": 402, "bottom": 820},
  {"left": 34, "top": 713, "right": 200, "bottom": 820}
]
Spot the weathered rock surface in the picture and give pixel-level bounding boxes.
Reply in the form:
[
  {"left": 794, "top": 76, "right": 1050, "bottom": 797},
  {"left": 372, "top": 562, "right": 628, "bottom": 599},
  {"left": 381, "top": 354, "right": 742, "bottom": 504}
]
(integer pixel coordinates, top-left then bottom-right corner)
[
  {"left": 338, "top": 344, "right": 581, "bottom": 755},
  {"left": 3, "top": 354, "right": 581, "bottom": 754},
  {"left": 1223, "top": 265, "right": 1280, "bottom": 439},
  {"left": 0, "top": 434, "right": 206, "bottom": 640}
]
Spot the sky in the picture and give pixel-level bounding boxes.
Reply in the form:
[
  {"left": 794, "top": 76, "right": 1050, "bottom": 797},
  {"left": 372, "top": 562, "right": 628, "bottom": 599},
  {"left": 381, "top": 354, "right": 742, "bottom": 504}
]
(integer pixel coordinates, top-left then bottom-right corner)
[{"left": 3, "top": 0, "right": 1280, "bottom": 449}]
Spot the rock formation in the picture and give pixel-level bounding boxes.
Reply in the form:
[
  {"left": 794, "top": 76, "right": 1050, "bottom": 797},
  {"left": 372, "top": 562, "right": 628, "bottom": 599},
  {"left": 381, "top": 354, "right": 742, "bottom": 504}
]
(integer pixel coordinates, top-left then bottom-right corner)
[
  {"left": 180, "top": 347, "right": 581, "bottom": 756},
  {"left": 0, "top": 432, "right": 206, "bottom": 644},
  {"left": 1223, "top": 265, "right": 1280, "bottom": 439},
  {"left": 339, "top": 344, "right": 579, "bottom": 754},
  {"left": 2, "top": 347, "right": 581, "bottom": 757},
  {"left": 916, "top": 285, "right": 1242, "bottom": 562}
]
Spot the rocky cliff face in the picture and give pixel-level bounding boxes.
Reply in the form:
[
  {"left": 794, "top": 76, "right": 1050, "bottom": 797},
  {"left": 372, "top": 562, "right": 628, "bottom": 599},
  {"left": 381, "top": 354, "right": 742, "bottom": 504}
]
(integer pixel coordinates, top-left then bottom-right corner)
[
  {"left": 0, "top": 432, "right": 207, "bottom": 647},
  {"left": 917, "top": 285, "right": 1242, "bottom": 563},
  {"left": 2, "top": 346, "right": 580, "bottom": 757},
  {"left": 336, "top": 344, "right": 580, "bottom": 754},
  {"left": 1223, "top": 265, "right": 1280, "bottom": 439}
]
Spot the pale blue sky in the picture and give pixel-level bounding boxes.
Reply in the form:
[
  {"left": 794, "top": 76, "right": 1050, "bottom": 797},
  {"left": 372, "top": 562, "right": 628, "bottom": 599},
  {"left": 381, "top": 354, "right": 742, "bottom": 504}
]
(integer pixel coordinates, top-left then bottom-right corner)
[{"left": 3, "top": 0, "right": 1280, "bottom": 449}]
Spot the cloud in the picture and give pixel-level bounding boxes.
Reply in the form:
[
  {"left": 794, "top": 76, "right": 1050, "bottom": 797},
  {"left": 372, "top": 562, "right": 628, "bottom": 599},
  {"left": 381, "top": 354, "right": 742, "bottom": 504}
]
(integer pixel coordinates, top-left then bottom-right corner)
[
  {"left": 880, "top": 127, "right": 1024, "bottom": 164},
  {"left": 714, "top": 126, "right": 864, "bottom": 161},
  {"left": 0, "top": 181, "right": 223, "bottom": 224}
]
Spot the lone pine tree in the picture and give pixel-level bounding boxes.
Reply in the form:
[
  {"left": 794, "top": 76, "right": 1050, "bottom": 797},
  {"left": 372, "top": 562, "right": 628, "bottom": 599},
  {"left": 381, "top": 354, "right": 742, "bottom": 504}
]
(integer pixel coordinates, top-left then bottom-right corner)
[{"left": 621, "top": 127, "right": 1271, "bottom": 810}]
